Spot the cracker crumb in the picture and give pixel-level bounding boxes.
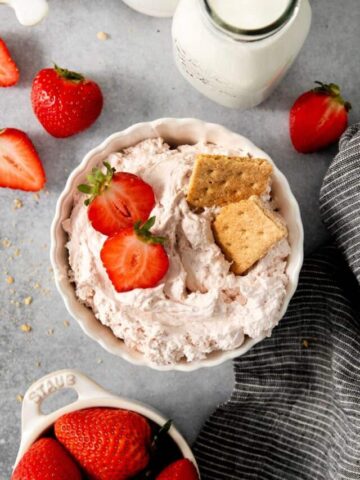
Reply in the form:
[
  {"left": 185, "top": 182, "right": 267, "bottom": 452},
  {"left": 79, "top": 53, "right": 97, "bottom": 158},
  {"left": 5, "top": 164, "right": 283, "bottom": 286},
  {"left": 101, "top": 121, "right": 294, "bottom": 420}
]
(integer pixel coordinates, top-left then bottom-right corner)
[
  {"left": 1, "top": 238, "right": 11, "bottom": 248},
  {"left": 96, "top": 358, "right": 103, "bottom": 364},
  {"left": 302, "top": 339, "right": 309, "bottom": 348},
  {"left": 13, "top": 198, "right": 23, "bottom": 210},
  {"left": 23, "top": 296, "right": 33, "bottom": 305},
  {"left": 6, "top": 276, "right": 14, "bottom": 284},
  {"left": 33, "top": 282, "right": 41, "bottom": 289},
  {"left": 33, "top": 193, "right": 40, "bottom": 201},
  {"left": 36, "top": 361, "right": 41, "bottom": 368},
  {"left": 16, "top": 394, "right": 24, "bottom": 403},
  {"left": 97, "top": 31, "right": 109, "bottom": 41},
  {"left": 47, "top": 328, "right": 54, "bottom": 336},
  {"left": 13, "top": 248, "right": 21, "bottom": 257},
  {"left": 63, "top": 320, "right": 70, "bottom": 328},
  {"left": 20, "top": 323, "right": 32, "bottom": 333}
]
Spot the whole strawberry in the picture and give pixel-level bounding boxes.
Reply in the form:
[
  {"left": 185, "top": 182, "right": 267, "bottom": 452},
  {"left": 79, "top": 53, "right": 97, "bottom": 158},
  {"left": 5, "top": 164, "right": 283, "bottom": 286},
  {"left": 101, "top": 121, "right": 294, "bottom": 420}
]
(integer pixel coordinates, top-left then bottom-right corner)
[
  {"left": 156, "top": 459, "right": 199, "bottom": 480},
  {"left": 31, "top": 65, "right": 103, "bottom": 138},
  {"left": 290, "top": 81, "right": 351, "bottom": 153},
  {"left": 55, "top": 407, "right": 152, "bottom": 480},
  {"left": 11, "top": 437, "right": 82, "bottom": 480}
]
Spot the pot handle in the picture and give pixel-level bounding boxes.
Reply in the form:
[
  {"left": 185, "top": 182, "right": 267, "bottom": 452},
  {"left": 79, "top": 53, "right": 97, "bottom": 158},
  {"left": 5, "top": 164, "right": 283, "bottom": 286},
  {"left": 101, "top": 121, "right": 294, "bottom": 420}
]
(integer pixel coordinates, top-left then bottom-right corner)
[{"left": 21, "top": 369, "right": 111, "bottom": 437}]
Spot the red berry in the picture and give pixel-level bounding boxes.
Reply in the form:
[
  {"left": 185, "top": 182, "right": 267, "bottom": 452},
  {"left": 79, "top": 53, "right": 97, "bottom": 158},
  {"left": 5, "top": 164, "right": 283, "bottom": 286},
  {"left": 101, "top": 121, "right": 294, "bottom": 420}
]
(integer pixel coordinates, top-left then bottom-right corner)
[
  {"left": 78, "top": 163, "right": 156, "bottom": 236},
  {"left": 100, "top": 217, "right": 169, "bottom": 292},
  {"left": 0, "top": 38, "right": 19, "bottom": 87},
  {"left": 55, "top": 408, "right": 152, "bottom": 480},
  {"left": 156, "top": 459, "right": 199, "bottom": 480},
  {"left": 11, "top": 438, "right": 82, "bottom": 480},
  {"left": 31, "top": 65, "right": 103, "bottom": 138},
  {"left": 0, "top": 128, "right": 46, "bottom": 191},
  {"left": 289, "top": 81, "right": 351, "bottom": 153}
]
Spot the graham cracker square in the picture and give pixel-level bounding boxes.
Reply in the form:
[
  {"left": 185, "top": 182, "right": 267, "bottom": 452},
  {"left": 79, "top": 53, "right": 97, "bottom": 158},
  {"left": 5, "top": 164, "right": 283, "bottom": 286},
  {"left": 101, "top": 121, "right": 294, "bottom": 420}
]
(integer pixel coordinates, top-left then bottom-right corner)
[
  {"left": 187, "top": 154, "right": 273, "bottom": 208},
  {"left": 213, "top": 196, "right": 288, "bottom": 275}
]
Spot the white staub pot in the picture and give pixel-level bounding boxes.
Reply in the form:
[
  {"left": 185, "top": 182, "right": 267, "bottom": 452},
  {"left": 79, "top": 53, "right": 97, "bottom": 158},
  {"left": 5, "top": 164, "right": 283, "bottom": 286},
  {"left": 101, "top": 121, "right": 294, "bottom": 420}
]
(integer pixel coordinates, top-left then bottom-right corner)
[
  {"left": 14, "top": 369, "right": 199, "bottom": 476},
  {"left": 0, "top": 0, "right": 48, "bottom": 26}
]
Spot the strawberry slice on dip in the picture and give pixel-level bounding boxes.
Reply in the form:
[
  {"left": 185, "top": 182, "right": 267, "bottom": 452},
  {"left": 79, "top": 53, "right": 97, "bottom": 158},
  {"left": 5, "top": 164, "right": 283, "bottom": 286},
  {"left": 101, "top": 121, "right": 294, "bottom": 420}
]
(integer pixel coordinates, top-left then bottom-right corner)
[
  {"left": 78, "top": 163, "right": 156, "bottom": 236},
  {"left": 0, "top": 128, "right": 46, "bottom": 191},
  {"left": 290, "top": 81, "right": 351, "bottom": 153},
  {"left": 0, "top": 38, "right": 19, "bottom": 87},
  {"left": 100, "top": 217, "right": 169, "bottom": 293}
]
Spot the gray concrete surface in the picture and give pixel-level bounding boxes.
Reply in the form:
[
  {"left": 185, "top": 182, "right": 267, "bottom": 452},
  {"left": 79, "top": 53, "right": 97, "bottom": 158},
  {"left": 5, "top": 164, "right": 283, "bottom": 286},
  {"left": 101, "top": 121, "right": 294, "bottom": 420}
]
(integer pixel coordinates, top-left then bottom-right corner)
[{"left": 0, "top": 0, "right": 359, "bottom": 476}]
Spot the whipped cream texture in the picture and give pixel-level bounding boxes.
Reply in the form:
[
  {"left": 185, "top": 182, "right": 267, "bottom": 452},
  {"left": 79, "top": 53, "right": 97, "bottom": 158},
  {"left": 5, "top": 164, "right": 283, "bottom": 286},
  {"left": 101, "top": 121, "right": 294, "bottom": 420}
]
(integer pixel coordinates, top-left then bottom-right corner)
[{"left": 64, "top": 139, "right": 290, "bottom": 365}]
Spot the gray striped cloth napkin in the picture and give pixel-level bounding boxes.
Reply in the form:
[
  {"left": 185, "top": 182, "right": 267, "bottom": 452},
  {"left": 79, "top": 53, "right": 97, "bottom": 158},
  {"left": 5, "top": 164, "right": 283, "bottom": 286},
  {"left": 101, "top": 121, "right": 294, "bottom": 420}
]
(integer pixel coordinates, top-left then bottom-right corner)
[{"left": 193, "top": 123, "right": 360, "bottom": 480}]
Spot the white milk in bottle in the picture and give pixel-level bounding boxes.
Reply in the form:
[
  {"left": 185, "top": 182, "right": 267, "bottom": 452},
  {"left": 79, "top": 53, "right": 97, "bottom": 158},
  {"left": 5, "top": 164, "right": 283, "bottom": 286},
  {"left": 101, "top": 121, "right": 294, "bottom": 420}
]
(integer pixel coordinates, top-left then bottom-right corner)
[
  {"left": 172, "top": 0, "right": 312, "bottom": 108},
  {"left": 0, "top": 0, "right": 48, "bottom": 26},
  {"left": 122, "top": 0, "right": 180, "bottom": 17}
]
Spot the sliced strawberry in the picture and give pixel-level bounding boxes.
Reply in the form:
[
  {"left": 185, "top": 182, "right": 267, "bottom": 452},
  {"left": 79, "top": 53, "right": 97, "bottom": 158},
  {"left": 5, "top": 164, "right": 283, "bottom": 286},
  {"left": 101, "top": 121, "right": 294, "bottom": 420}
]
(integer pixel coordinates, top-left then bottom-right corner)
[
  {"left": 0, "top": 39, "right": 19, "bottom": 87},
  {"left": 78, "top": 163, "right": 155, "bottom": 236},
  {"left": 100, "top": 217, "right": 169, "bottom": 292},
  {"left": 290, "top": 81, "right": 351, "bottom": 153},
  {"left": 0, "top": 128, "right": 46, "bottom": 191},
  {"left": 156, "top": 459, "right": 199, "bottom": 480}
]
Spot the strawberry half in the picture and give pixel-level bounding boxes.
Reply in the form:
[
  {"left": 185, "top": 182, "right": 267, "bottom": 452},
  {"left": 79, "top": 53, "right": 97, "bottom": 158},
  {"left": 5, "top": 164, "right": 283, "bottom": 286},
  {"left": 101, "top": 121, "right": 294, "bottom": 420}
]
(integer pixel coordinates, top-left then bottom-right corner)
[
  {"left": 0, "top": 39, "right": 19, "bottom": 87},
  {"left": 156, "top": 459, "right": 199, "bottom": 480},
  {"left": 0, "top": 128, "right": 46, "bottom": 191},
  {"left": 290, "top": 81, "right": 351, "bottom": 153},
  {"left": 100, "top": 217, "right": 169, "bottom": 292},
  {"left": 78, "top": 163, "right": 155, "bottom": 236},
  {"left": 11, "top": 438, "right": 82, "bottom": 480},
  {"left": 31, "top": 65, "right": 103, "bottom": 137}
]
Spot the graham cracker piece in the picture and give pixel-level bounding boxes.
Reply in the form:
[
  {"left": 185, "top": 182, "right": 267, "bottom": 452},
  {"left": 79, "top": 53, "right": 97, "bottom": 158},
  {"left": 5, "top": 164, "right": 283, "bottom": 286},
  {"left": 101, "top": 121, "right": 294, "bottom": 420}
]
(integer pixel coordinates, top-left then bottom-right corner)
[
  {"left": 213, "top": 196, "right": 288, "bottom": 275},
  {"left": 187, "top": 154, "right": 273, "bottom": 208}
]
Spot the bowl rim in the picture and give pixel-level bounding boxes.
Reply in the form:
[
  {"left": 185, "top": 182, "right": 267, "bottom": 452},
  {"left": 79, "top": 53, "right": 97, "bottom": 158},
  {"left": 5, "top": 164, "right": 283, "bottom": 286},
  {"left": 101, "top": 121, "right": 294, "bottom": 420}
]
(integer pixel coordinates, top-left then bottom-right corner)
[
  {"left": 15, "top": 369, "right": 198, "bottom": 472},
  {"left": 50, "top": 117, "right": 304, "bottom": 372}
]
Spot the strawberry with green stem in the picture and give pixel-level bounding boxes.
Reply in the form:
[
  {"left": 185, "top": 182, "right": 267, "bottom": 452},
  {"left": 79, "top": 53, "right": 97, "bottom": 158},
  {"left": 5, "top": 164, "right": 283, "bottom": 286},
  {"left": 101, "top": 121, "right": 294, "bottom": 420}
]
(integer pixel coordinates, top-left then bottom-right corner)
[
  {"left": 31, "top": 64, "right": 103, "bottom": 137},
  {"left": 78, "top": 162, "right": 156, "bottom": 236},
  {"left": 290, "top": 81, "right": 351, "bottom": 153},
  {"left": 100, "top": 216, "right": 169, "bottom": 292}
]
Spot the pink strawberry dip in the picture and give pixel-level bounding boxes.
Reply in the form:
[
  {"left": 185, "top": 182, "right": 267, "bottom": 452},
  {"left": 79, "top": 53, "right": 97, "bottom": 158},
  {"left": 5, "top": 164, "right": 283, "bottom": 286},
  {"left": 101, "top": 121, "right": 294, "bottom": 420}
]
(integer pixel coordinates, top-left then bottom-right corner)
[{"left": 63, "top": 138, "right": 290, "bottom": 365}]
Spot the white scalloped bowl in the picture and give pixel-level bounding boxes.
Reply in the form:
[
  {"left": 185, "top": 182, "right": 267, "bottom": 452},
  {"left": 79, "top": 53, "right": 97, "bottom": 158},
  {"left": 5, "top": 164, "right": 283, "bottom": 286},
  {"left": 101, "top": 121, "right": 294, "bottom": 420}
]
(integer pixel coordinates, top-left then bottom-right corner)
[
  {"left": 14, "top": 370, "right": 198, "bottom": 475},
  {"left": 50, "top": 118, "right": 304, "bottom": 372}
]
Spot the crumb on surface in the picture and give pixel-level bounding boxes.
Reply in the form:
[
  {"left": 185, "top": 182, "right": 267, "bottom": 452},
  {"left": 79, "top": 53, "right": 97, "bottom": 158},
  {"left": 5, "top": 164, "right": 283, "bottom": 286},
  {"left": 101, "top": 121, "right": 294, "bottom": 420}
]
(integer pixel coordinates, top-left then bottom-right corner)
[
  {"left": 20, "top": 324, "right": 32, "bottom": 333},
  {"left": 1, "top": 238, "right": 11, "bottom": 248},
  {"left": 63, "top": 320, "right": 70, "bottom": 327},
  {"left": 13, "top": 198, "right": 23, "bottom": 210},
  {"left": 23, "top": 296, "right": 33, "bottom": 305},
  {"left": 16, "top": 394, "right": 24, "bottom": 403},
  {"left": 47, "top": 328, "right": 54, "bottom": 336},
  {"left": 97, "top": 31, "right": 109, "bottom": 40},
  {"left": 302, "top": 339, "right": 309, "bottom": 348},
  {"left": 6, "top": 276, "right": 14, "bottom": 284}
]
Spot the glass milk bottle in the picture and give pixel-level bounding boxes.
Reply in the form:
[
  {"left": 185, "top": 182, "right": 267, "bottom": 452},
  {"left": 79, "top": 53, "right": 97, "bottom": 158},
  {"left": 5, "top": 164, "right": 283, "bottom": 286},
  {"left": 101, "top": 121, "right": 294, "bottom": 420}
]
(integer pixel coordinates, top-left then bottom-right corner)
[
  {"left": 172, "top": 0, "right": 312, "bottom": 109},
  {"left": 122, "top": 0, "right": 180, "bottom": 17}
]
